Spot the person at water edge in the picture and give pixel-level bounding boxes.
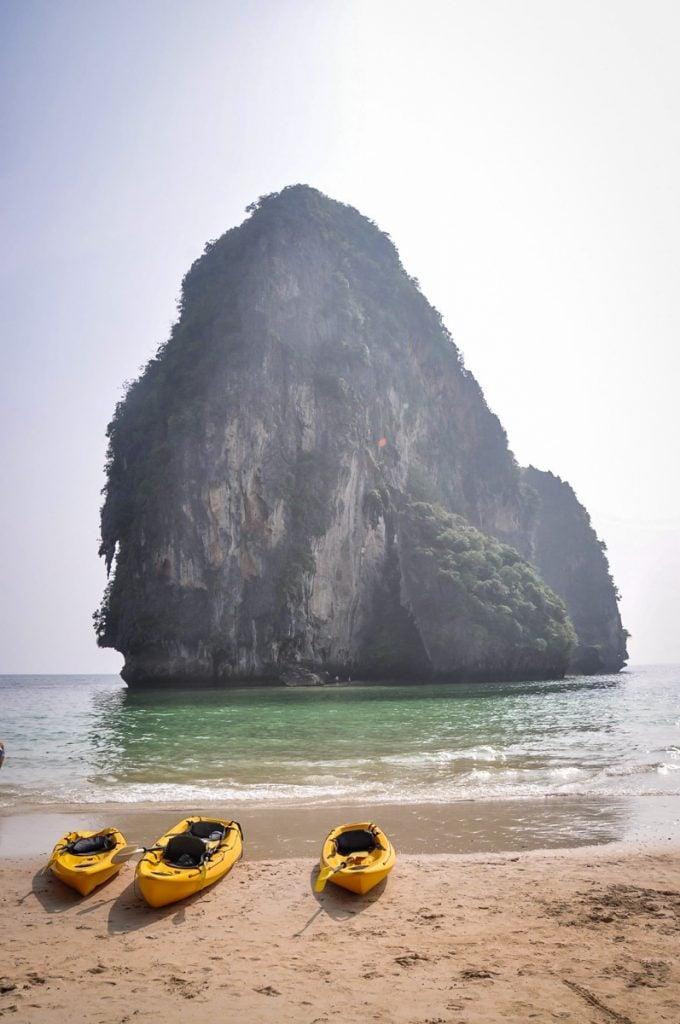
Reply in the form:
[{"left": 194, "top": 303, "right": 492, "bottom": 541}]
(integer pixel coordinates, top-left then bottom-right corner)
[{"left": 0, "top": 741, "right": 5, "bottom": 768}]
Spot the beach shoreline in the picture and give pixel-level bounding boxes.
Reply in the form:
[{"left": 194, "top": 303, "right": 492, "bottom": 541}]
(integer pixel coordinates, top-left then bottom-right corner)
[
  {"left": 1, "top": 841, "right": 678, "bottom": 1023},
  {"left": 3, "top": 792, "right": 680, "bottom": 861}
]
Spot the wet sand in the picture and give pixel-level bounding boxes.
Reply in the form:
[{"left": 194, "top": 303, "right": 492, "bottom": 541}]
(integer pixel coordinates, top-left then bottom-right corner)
[
  {"left": 1, "top": 843, "right": 678, "bottom": 1023},
  {"left": 2, "top": 793, "right": 680, "bottom": 860}
]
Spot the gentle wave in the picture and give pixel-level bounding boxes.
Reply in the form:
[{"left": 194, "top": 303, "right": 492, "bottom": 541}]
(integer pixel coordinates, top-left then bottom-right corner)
[
  {"left": 380, "top": 745, "right": 508, "bottom": 767},
  {"left": 2, "top": 667, "right": 679, "bottom": 811},
  {"left": 4, "top": 765, "right": 680, "bottom": 808}
]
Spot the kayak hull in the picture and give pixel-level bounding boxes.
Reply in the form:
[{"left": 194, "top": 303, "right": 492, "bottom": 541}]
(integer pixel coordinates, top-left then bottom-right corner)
[
  {"left": 49, "top": 828, "right": 127, "bottom": 896},
  {"left": 136, "top": 816, "right": 242, "bottom": 908},
  {"left": 318, "top": 822, "right": 395, "bottom": 895}
]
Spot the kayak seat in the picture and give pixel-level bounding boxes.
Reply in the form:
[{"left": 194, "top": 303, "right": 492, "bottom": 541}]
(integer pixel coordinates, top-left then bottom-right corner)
[
  {"left": 164, "top": 833, "right": 208, "bottom": 867},
  {"left": 186, "top": 820, "right": 227, "bottom": 841},
  {"left": 335, "top": 829, "right": 377, "bottom": 856},
  {"left": 67, "top": 834, "right": 116, "bottom": 856}
]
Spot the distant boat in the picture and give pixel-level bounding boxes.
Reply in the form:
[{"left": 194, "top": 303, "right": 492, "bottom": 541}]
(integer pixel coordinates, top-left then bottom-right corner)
[
  {"left": 136, "top": 817, "right": 243, "bottom": 908},
  {"left": 47, "top": 828, "right": 127, "bottom": 896},
  {"left": 315, "top": 822, "right": 395, "bottom": 894}
]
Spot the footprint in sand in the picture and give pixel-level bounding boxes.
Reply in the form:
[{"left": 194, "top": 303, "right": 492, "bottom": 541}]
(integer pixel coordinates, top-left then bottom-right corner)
[{"left": 394, "top": 953, "right": 430, "bottom": 967}]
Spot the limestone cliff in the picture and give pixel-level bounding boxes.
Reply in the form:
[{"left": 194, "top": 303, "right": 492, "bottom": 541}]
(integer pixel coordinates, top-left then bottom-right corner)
[
  {"left": 96, "top": 185, "right": 627, "bottom": 685},
  {"left": 522, "top": 467, "right": 628, "bottom": 673}
]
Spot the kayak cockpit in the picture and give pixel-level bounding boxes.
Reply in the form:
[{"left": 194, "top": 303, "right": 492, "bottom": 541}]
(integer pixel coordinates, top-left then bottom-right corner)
[{"left": 334, "top": 827, "right": 383, "bottom": 857}]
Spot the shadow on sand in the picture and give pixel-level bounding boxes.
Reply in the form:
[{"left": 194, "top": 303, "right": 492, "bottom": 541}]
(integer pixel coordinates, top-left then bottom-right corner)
[
  {"left": 25, "top": 866, "right": 123, "bottom": 916},
  {"left": 293, "top": 866, "right": 388, "bottom": 935},
  {"left": 106, "top": 875, "right": 214, "bottom": 935}
]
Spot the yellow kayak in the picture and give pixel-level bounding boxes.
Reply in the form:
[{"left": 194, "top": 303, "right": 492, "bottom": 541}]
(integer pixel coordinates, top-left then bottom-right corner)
[
  {"left": 47, "top": 828, "right": 128, "bottom": 896},
  {"left": 315, "top": 822, "right": 395, "bottom": 895},
  {"left": 136, "top": 817, "right": 243, "bottom": 908}
]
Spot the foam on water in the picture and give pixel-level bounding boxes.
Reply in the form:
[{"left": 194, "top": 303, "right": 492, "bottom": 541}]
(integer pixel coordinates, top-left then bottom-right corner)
[{"left": 1, "top": 666, "right": 679, "bottom": 812}]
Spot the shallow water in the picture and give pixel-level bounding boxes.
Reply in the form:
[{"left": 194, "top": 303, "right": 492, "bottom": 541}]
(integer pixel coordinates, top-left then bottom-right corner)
[{"left": 1, "top": 665, "right": 678, "bottom": 810}]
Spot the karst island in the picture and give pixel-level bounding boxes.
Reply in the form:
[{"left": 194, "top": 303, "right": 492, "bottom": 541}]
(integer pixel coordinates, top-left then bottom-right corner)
[{"left": 96, "top": 185, "right": 628, "bottom": 688}]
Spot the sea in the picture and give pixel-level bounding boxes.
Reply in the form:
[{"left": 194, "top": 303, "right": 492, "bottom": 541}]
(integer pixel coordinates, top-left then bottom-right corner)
[{"left": 1, "top": 665, "right": 679, "bottom": 854}]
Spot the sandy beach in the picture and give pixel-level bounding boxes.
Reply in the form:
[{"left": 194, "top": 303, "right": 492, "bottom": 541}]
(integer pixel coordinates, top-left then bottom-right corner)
[{"left": 1, "top": 838, "right": 678, "bottom": 1023}]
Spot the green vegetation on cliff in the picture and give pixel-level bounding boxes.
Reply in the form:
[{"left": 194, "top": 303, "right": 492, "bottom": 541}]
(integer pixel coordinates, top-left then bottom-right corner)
[{"left": 398, "top": 502, "right": 577, "bottom": 679}]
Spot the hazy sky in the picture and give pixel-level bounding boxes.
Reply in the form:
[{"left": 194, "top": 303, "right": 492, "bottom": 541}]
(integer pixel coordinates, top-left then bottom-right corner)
[{"left": 1, "top": 0, "right": 678, "bottom": 672}]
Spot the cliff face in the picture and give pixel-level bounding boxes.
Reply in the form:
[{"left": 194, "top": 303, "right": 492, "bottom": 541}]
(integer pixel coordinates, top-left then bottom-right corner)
[
  {"left": 97, "top": 185, "right": 626, "bottom": 685},
  {"left": 522, "top": 467, "right": 628, "bottom": 673}
]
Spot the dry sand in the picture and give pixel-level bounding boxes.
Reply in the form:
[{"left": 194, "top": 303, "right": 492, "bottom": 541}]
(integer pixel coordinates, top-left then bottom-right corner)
[{"left": 1, "top": 842, "right": 678, "bottom": 1023}]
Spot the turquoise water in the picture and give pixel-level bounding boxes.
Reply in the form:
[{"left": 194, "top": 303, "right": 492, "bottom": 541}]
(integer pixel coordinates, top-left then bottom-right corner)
[{"left": 1, "top": 666, "right": 678, "bottom": 809}]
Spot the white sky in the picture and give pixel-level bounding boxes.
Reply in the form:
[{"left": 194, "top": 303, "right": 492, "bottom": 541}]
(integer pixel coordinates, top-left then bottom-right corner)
[{"left": 1, "top": 0, "right": 678, "bottom": 672}]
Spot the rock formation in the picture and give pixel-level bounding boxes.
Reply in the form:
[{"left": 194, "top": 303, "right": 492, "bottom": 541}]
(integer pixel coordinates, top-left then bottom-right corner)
[
  {"left": 522, "top": 467, "right": 628, "bottom": 673},
  {"left": 96, "top": 185, "right": 627, "bottom": 686}
]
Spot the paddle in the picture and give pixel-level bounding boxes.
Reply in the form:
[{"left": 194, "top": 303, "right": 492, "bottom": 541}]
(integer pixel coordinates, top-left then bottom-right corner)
[
  {"left": 42, "top": 854, "right": 59, "bottom": 876},
  {"left": 111, "top": 842, "right": 173, "bottom": 864},
  {"left": 314, "top": 852, "right": 371, "bottom": 893},
  {"left": 111, "top": 845, "right": 147, "bottom": 864},
  {"left": 314, "top": 860, "right": 348, "bottom": 892}
]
